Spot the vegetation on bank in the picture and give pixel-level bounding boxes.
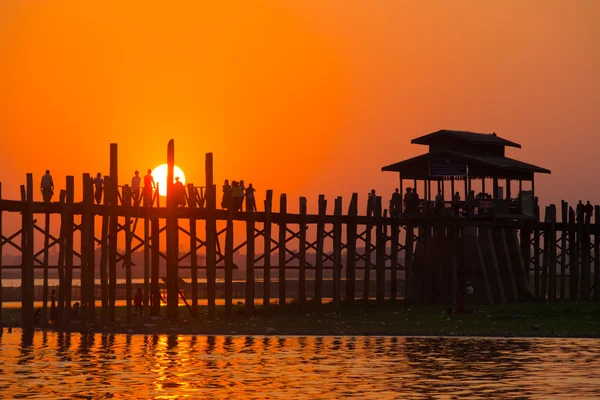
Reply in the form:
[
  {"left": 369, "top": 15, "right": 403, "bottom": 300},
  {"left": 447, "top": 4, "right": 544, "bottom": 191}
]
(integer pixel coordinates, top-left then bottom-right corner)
[{"left": 2, "top": 300, "right": 599, "bottom": 337}]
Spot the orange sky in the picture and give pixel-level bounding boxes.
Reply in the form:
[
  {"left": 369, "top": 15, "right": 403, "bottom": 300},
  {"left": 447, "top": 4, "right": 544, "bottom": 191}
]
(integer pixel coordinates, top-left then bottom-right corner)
[{"left": 0, "top": 0, "right": 598, "bottom": 216}]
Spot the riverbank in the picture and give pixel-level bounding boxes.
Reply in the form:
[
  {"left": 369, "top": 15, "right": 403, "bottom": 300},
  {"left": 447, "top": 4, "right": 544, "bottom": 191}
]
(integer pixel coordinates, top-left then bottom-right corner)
[{"left": 2, "top": 301, "right": 599, "bottom": 337}]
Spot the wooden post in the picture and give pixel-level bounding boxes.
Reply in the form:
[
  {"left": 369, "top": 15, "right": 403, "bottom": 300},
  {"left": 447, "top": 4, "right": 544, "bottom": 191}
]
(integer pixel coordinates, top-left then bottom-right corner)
[
  {"left": 225, "top": 207, "right": 234, "bottom": 319},
  {"left": 560, "top": 201, "right": 568, "bottom": 299},
  {"left": 541, "top": 206, "right": 550, "bottom": 298},
  {"left": 375, "top": 197, "right": 385, "bottom": 303},
  {"left": 569, "top": 209, "right": 579, "bottom": 300},
  {"left": 549, "top": 205, "right": 557, "bottom": 300},
  {"left": 143, "top": 185, "right": 150, "bottom": 320},
  {"left": 123, "top": 185, "right": 133, "bottom": 323},
  {"left": 245, "top": 199, "right": 256, "bottom": 315},
  {"left": 42, "top": 209, "right": 51, "bottom": 327},
  {"left": 363, "top": 195, "right": 372, "bottom": 302},
  {"left": 278, "top": 194, "right": 287, "bottom": 310},
  {"left": 298, "top": 197, "right": 307, "bottom": 310},
  {"left": 533, "top": 224, "right": 541, "bottom": 297},
  {"left": 0, "top": 182, "right": 3, "bottom": 333},
  {"left": 333, "top": 197, "right": 343, "bottom": 306},
  {"left": 581, "top": 212, "right": 591, "bottom": 300},
  {"left": 56, "top": 190, "right": 66, "bottom": 328},
  {"left": 262, "top": 190, "right": 273, "bottom": 309},
  {"left": 595, "top": 205, "right": 600, "bottom": 300},
  {"left": 314, "top": 195, "right": 326, "bottom": 305},
  {"left": 188, "top": 183, "right": 198, "bottom": 317},
  {"left": 205, "top": 153, "right": 216, "bottom": 319},
  {"left": 345, "top": 194, "right": 358, "bottom": 303},
  {"left": 82, "top": 173, "right": 95, "bottom": 324},
  {"left": 100, "top": 177, "right": 110, "bottom": 325},
  {"left": 22, "top": 174, "right": 35, "bottom": 331},
  {"left": 390, "top": 210, "right": 400, "bottom": 301},
  {"left": 64, "top": 176, "right": 74, "bottom": 326},
  {"left": 150, "top": 218, "right": 161, "bottom": 316},
  {"left": 166, "top": 139, "right": 178, "bottom": 320},
  {"left": 405, "top": 223, "right": 414, "bottom": 302},
  {"left": 108, "top": 143, "right": 118, "bottom": 322}
]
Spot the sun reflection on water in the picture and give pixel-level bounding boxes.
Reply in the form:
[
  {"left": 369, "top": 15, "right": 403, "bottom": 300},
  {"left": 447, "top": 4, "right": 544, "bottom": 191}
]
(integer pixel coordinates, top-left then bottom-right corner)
[{"left": 0, "top": 331, "right": 598, "bottom": 399}]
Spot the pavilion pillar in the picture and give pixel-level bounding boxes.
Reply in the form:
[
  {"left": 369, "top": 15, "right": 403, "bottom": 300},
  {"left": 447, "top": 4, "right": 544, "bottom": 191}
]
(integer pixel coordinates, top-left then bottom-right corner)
[
  {"left": 450, "top": 177, "right": 455, "bottom": 197},
  {"left": 506, "top": 179, "right": 511, "bottom": 199},
  {"left": 482, "top": 178, "right": 486, "bottom": 195},
  {"left": 531, "top": 176, "right": 535, "bottom": 198},
  {"left": 493, "top": 177, "right": 499, "bottom": 199},
  {"left": 519, "top": 180, "right": 522, "bottom": 195},
  {"left": 413, "top": 179, "right": 417, "bottom": 195}
]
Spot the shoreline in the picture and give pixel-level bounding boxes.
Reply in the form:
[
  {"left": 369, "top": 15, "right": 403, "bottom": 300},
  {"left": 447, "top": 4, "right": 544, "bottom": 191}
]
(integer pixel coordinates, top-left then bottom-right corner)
[{"left": 3, "top": 301, "right": 599, "bottom": 339}]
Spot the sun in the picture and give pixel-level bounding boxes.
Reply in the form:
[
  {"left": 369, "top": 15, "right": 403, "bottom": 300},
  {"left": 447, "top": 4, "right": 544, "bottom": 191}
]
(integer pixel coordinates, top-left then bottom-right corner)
[{"left": 152, "top": 164, "right": 186, "bottom": 197}]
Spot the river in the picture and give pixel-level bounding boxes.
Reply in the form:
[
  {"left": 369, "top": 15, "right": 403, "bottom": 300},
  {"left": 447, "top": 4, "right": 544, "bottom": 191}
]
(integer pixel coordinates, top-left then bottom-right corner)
[{"left": 0, "top": 331, "right": 598, "bottom": 399}]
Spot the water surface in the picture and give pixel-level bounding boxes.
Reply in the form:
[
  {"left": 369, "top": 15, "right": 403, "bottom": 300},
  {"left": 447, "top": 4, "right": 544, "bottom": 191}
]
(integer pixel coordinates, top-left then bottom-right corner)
[{"left": 0, "top": 331, "right": 598, "bottom": 399}]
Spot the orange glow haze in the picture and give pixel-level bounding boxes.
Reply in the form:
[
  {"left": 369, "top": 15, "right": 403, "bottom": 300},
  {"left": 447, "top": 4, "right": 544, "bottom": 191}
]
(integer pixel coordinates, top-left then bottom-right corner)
[{"left": 0, "top": 0, "right": 598, "bottom": 216}]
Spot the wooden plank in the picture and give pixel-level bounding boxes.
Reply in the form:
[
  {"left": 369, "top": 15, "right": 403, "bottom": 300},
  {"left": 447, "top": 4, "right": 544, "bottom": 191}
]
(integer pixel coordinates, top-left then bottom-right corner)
[
  {"left": 188, "top": 183, "right": 198, "bottom": 317},
  {"left": 64, "top": 176, "right": 74, "bottom": 326},
  {"left": 314, "top": 195, "right": 326, "bottom": 305},
  {"left": 245, "top": 200, "right": 255, "bottom": 315},
  {"left": 333, "top": 196, "right": 342, "bottom": 306},
  {"left": 166, "top": 139, "right": 178, "bottom": 320},
  {"left": 278, "top": 194, "right": 287, "bottom": 310},
  {"left": 205, "top": 153, "right": 216, "bottom": 319},
  {"left": 345, "top": 194, "right": 358, "bottom": 303},
  {"left": 225, "top": 208, "right": 234, "bottom": 318},
  {"left": 123, "top": 185, "right": 133, "bottom": 323},
  {"left": 22, "top": 173, "right": 35, "bottom": 331},
  {"left": 262, "top": 190, "right": 273, "bottom": 308},
  {"left": 560, "top": 201, "right": 568, "bottom": 299},
  {"left": 595, "top": 205, "right": 600, "bottom": 300},
  {"left": 100, "top": 177, "right": 110, "bottom": 325},
  {"left": 109, "top": 143, "right": 118, "bottom": 322},
  {"left": 375, "top": 197, "right": 385, "bottom": 303},
  {"left": 151, "top": 217, "right": 161, "bottom": 317},
  {"left": 298, "top": 197, "right": 307, "bottom": 310}
]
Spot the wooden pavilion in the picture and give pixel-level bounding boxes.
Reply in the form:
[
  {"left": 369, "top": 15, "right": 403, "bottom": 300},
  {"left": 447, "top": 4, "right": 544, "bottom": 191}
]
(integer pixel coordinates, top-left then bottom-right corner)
[{"left": 382, "top": 129, "right": 551, "bottom": 216}]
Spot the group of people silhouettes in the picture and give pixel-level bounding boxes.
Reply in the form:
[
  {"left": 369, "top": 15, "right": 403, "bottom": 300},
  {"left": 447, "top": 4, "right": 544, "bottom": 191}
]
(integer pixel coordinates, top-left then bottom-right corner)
[
  {"left": 222, "top": 180, "right": 257, "bottom": 212},
  {"left": 574, "top": 200, "right": 595, "bottom": 224}
]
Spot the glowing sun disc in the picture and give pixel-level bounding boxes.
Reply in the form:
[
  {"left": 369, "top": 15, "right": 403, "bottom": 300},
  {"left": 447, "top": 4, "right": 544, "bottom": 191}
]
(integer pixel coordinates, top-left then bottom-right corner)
[{"left": 152, "top": 164, "right": 186, "bottom": 197}]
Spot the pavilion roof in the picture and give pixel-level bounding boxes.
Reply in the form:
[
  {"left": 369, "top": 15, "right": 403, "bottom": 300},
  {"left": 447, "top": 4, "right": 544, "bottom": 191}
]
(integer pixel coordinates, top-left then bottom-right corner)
[{"left": 411, "top": 129, "right": 522, "bottom": 149}]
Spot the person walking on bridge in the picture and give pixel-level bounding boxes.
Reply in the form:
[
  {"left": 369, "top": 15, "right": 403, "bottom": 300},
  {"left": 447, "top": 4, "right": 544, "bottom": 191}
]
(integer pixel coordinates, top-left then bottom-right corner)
[
  {"left": 131, "top": 170, "right": 141, "bottom": 206},
  {"left": 40, "top": 170, "right": 54, "bottom": 203},
  {"left": 245, "top": 183, "right": 257, "bottom": 212},
  {"left": 93, "top": 173, "right": 104, "bottom": 205},
  {"left": 584, "top": 201, "right": 594, "bottom": 224},
  {"left": 144, "top": 169, "right": 155, "bottom": 206}
]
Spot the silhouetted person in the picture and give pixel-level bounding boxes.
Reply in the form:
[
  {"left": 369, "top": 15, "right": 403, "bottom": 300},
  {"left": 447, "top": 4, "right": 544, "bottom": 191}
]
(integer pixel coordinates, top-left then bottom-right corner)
[
  {"left": 435, "top": 190, "right": 444, "bottom": 214},
  {"left": 453, "top": 191, "right": 461, "bottom": 217},
  {"left": 231, "top": 181, "right": 243, "bottom": 211},
  {"left": 173, "top": 177, "right": 185, "bottom": 206},
  {"left": 468, "top": 190, "right": 476, "bottom": 215},
  {"left": 245, "top": 183, "right": 257, "bottom": 212},
  {"left": 389, "top": 188, "right": 401, "bottom": 217},
  {"left": 239, "top": 180, "right": 246, "bottom": 212},
  {"left": 221, "top": 180, "right": 231, "bottom": 209},
  {"left": 144, "top": 169, "right": 155, "bottom": 206},
  {"left": 131, "top": 170, "right": 141, "bottom": 206},
  {"left": 40, "top": 170, "right": 54, "bottom": 203},
  {"left": 413, "top": 189, "right": 420, "bottom": 215},
  {"left": 368, "top": 189, "right": 377, "bottom": 216},
  {"left": 50, "top": 289, "right": 57, "bottom": 321},
  {"left": 584, "top": 201, "right": 594, "bottom": 224},
  {"left": 403, "top": 188, "right": 412, "bottom": 215},
  {"left": 71, "top": 302, "right": 80, "bottom": 320},
  {"left": 133, "top": 288, "right": 144, "bottom": 316},
  {"left": 577, "top": 200, "right": 584, "bottom": 224},
  {"left": 93, "top": 173, "right": 104, "bottom": 205}
]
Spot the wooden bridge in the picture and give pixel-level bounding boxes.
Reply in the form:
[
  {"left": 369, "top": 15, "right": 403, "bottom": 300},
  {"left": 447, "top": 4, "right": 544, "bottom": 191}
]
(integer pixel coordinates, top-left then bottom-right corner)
[{"left": 0, "top": 140, "right": 599, "bottom": 331}]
